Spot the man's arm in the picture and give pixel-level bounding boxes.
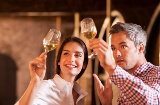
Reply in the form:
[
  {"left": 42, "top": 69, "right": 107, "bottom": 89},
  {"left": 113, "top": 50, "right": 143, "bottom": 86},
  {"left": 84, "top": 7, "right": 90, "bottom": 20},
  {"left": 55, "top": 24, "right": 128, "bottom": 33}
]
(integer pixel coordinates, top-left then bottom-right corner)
[{"left": 110, "top": 65, "right": 160, "bottom": 104}]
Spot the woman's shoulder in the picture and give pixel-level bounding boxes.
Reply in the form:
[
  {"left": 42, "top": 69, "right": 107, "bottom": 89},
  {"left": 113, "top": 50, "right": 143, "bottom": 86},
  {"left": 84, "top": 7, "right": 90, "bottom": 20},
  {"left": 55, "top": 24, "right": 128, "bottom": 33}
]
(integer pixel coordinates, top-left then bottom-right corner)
[
  {"left": 41, "top": 79, "right": 56, "bottom": 87},
  {"left": 36, "top": 79, "right": 57, "bottom": 94}
]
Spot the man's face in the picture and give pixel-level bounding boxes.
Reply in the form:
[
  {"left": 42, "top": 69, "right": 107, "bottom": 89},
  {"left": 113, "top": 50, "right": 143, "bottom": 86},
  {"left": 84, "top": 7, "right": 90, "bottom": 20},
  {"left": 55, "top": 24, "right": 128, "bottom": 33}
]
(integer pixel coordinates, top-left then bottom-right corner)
[{"left": 111, "top": 31, "right": 140, "bottom": 71}]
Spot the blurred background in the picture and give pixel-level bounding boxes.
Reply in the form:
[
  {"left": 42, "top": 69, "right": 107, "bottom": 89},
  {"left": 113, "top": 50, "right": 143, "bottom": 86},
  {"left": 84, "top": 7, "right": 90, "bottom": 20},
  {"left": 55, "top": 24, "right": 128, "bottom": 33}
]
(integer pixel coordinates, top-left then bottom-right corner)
[{"left": 0, "top": 0, "right": 159, "bottom": 105}]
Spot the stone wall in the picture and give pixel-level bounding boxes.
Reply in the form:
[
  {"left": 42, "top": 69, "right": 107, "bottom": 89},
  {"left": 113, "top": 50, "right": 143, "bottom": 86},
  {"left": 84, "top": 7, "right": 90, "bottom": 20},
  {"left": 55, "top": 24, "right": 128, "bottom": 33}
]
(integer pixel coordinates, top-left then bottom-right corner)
[{"left": 0, "top": 16, "right": 57, "bottom": 99}]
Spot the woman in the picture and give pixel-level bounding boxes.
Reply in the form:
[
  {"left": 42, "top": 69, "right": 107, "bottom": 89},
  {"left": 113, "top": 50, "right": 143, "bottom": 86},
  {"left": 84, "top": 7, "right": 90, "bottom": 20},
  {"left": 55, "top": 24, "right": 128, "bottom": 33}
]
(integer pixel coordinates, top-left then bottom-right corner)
[{"left": 15, "top": 36, "right": 88, "bottom": 105}]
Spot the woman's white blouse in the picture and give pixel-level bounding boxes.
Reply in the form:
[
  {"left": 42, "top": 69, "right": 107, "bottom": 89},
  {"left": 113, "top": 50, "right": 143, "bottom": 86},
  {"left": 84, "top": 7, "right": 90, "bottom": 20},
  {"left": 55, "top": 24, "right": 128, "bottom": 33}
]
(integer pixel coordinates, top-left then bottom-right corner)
[{"left": 32, "top": 74, "right": 88, "bottom": 105}]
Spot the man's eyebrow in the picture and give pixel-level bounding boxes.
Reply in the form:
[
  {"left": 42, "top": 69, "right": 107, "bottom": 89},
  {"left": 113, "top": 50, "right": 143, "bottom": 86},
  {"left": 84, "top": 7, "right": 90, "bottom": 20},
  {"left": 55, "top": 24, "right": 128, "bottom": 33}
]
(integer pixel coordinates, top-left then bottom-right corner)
[
  {"left": 119, "top": 42, "right": 126, "bottom": 45},
  {"left": 111, "top": 45, "right": 114, "bottom": 47},
  {"left": 111, "top": 42, "right": 126, "bottom": 47}
]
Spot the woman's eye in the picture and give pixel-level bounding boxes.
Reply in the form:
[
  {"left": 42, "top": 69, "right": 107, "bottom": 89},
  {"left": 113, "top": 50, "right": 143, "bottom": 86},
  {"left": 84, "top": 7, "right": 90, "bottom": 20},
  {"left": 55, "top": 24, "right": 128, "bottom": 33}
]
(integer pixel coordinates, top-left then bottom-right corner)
[
  {"left": 75, "top": 54, "right": 82, "bottom": 57},
  {"left": 63, "top": 52, "right": 68, "bottom": 55}
]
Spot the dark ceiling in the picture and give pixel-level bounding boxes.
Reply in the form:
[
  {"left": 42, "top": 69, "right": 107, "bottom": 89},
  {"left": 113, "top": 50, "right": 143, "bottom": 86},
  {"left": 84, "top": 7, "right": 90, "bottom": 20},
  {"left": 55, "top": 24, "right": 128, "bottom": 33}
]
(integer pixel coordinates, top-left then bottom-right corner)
[
  {"left": 0, "top": 0, "right": 159, "bottom": 12},
  {"left": 0, "top": 0, "right": 159, "bottom": 30}
]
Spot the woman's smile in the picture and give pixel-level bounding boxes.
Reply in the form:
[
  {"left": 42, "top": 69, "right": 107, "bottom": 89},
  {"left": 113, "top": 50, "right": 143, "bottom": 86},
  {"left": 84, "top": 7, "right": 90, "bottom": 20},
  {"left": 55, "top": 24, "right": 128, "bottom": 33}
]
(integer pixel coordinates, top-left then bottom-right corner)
[{"left": 65, "top": 64, "right": 77, "bottom": 69}]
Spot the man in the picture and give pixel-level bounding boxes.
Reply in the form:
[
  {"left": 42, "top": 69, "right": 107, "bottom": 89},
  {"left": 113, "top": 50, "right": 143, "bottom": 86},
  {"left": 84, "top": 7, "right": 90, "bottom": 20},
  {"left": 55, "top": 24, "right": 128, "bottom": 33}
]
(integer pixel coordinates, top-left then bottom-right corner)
[{"left": 89, "top": 22, "right": 160, "bottom": 105}]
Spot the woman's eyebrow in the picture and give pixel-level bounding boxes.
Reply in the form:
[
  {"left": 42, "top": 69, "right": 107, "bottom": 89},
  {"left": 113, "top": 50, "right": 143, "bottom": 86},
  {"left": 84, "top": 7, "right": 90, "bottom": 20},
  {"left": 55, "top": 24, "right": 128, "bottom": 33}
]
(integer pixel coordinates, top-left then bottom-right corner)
[
  {"left": 62, "top": 50, "right": 69, "bottom": 52},
  {"left": 62, "top": 50, "right": 83, "bottom": 53},
  {"left": 75, "top": 51, "right": 83, "bottom": 54}
]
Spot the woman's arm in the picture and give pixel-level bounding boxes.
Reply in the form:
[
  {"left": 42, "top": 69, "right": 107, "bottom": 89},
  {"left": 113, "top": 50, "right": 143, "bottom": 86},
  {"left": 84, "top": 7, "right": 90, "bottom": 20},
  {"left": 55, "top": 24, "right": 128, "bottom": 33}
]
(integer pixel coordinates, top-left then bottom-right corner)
[
  {"left": 15, "top": 52, "right": 46, "bottom": 105},
  {"left": 18, "top": 78, "right": 38, "bottom": 105}
]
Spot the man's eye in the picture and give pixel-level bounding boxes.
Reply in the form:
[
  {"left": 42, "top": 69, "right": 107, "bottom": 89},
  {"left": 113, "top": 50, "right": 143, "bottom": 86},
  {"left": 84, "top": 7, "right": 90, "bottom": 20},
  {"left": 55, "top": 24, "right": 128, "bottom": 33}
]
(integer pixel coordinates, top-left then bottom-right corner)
[
  {"left": 111, "top": 47, "right": 116, "bottom": 51},
  {"left": 121, "top": 45, "right": 127, "bottom": 49}
]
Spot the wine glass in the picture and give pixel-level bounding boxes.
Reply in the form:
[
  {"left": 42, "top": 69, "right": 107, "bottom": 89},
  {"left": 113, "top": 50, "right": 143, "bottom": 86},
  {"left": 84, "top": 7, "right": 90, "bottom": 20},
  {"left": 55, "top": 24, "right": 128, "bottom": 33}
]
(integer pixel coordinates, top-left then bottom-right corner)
[
  {"left": 81, "top": 18, "right": 97, "bottom": 58},
  {"left": 43, "top": 28, "right": 61, "bottom": 53}
]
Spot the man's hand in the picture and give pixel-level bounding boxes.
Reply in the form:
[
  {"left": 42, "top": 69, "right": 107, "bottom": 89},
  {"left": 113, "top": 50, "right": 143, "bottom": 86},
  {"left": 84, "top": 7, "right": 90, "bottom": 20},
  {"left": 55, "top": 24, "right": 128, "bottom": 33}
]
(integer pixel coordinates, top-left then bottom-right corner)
[
  {"left": 93, "top": 74, "right": 113, "bottom": 105},
  {"left": 89, "top": 39, "right": 116, "bottom": 75}
]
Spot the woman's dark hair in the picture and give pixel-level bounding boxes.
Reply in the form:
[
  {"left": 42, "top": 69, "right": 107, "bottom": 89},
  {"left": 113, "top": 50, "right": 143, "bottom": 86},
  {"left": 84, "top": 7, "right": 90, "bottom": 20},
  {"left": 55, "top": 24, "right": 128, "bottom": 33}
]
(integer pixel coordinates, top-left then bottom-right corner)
[{"left": 55, "top": 36, "right": 88, "bottom": 81}]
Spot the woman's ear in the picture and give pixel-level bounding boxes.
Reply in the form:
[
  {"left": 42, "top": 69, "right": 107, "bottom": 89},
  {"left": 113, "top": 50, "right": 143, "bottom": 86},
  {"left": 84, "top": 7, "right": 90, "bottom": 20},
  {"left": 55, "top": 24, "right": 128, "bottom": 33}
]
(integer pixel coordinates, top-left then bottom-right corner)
[
  {"left": 58, "top": 62, "right": 60, "bottom": 65},
  {"left": 82, "top": 63, "right": 87, "bottom": 69}
]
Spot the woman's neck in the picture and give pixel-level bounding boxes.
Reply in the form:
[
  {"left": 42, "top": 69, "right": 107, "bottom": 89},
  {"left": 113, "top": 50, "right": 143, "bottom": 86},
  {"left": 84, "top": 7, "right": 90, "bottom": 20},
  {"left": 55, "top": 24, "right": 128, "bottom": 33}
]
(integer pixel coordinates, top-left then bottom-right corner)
[{"left": 59, "top": 74, "right": 75, "bottom": 83}]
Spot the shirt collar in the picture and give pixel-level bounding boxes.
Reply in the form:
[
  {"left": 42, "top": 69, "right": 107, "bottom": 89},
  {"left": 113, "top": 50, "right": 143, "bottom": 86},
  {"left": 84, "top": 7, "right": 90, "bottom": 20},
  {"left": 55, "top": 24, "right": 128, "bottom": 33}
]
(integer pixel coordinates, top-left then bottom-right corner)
[
  {"left": 133, "top": 62, "right": 152, "bottom": 75},
  {"left": 73, "top": 82, "right": 88, "bottom": 97},
  {"left": 53, "top": 74, "right": 72, "bottom": 90},
  {"left": 53, "top": 74, "right": 88, "bottom": 96}
]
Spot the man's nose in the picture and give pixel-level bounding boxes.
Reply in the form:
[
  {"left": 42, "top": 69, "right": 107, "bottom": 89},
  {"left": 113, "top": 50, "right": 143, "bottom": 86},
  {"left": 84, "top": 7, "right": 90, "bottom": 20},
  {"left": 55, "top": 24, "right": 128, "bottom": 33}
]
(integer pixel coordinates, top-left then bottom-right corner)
[{"left": 116, "top": 50, "right": 122, "bottom": 57}]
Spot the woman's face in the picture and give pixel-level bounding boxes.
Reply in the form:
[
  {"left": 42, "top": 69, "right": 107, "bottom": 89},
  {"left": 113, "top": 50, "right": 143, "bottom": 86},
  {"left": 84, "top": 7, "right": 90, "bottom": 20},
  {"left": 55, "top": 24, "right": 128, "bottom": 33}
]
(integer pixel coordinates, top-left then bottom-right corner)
[{"left": 58, "top": 42, "right": 85, "bottom": 80}]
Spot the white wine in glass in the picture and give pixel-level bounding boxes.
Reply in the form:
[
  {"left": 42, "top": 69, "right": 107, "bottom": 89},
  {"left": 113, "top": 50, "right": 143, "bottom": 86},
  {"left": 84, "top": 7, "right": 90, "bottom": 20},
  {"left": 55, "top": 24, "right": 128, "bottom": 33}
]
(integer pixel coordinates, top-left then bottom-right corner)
[
  {"left": 43, "top": 29, "right": 61, "bottom": 53},
  {"left": 82, "top": 31, "right": 97, "bottom": 39},
  {"left": 81, "top": 18, "right": 97, "bottom": 58},
  {"left": 43, "top": 44, "right": 58, "bottom": 52}
]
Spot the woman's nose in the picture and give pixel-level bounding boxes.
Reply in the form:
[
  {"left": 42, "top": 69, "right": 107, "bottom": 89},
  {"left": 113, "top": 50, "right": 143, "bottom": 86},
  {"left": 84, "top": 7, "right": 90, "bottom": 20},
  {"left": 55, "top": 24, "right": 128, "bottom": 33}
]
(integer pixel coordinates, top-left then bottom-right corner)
[{"left": 68, "top": 55, "right": 75, "bottom": 62}]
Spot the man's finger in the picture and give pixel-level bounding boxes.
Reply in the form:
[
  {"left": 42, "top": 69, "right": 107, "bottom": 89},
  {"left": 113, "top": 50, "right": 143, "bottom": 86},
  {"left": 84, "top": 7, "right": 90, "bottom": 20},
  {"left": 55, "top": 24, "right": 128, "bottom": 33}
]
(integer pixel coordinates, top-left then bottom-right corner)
[
  {"left": 105, "top": 78, "right": 112, "bottom": 88},
  {"left": 93, "top": 74, "right": 104, "bottom": 88}
]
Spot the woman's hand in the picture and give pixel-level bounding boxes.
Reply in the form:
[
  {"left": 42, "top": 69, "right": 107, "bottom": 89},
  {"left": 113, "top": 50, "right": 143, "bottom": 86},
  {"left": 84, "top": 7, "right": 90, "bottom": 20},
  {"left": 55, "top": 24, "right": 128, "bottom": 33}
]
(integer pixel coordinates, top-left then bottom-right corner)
[{"left": 29, "top": 52, "right": 47, "bottom": 82}]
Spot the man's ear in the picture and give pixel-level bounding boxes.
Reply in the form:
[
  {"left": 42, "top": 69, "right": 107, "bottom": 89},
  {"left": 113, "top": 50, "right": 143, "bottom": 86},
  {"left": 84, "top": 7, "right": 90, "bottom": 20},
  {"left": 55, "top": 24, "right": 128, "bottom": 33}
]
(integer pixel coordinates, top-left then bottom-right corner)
[{"left": 138, "top": 43, "right": 145, "bottom": 53}]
